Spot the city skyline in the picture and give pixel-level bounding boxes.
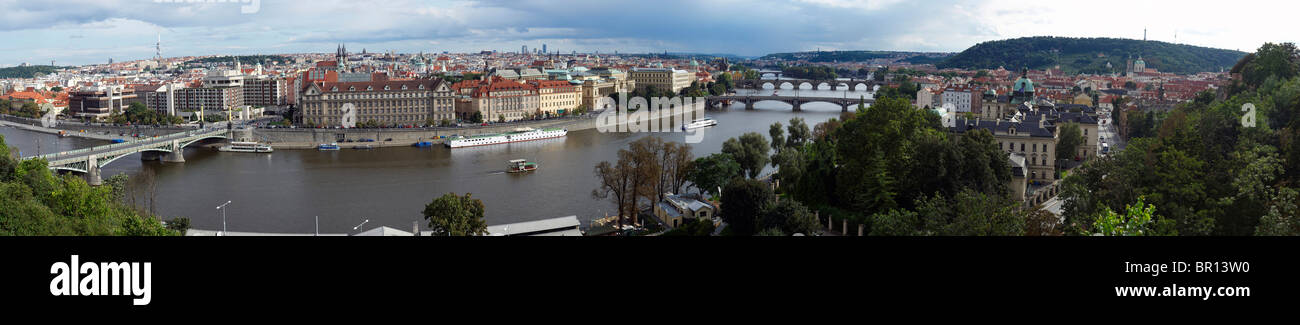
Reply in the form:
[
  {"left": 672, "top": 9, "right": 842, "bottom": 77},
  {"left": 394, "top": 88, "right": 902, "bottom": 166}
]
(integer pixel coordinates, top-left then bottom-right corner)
[{"left": 0, "top": 0, "right": 1297, "bottom": 66}]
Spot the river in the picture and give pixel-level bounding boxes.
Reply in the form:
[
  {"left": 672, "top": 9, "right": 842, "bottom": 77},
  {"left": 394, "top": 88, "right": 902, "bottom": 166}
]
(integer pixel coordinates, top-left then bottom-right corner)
[{"left": 0, "top": 85, "right": 870, "bottom": 234}]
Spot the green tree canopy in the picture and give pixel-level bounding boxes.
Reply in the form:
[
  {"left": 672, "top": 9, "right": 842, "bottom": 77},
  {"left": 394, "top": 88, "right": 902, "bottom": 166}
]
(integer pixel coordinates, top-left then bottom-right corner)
[
  {"left": 722, "top": 132, "right": 770, "bottom": 179},
  {"left": 688, "top": 153, "right": 741, "bottom": 196},
  {"left": 720, "top": 178, "right": 774, "bottom": 235},
  {"left": 422, "top": 192, "right": 487, "bottom": 236}
]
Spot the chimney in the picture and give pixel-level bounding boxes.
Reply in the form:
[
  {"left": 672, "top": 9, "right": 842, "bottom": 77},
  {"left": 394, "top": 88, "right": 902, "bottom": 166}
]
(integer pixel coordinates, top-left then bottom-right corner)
[
  {"left": 413, "top": 221, "right": 420, "bottom": 236},
  {"left": 1038, "top": 114, "right": 1045, "bottom": 129}
]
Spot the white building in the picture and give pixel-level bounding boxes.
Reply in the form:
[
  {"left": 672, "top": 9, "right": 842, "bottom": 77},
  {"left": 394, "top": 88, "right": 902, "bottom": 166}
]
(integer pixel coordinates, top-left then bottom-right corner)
[{"left": 941, "top": 85, "right": 976, "bottom": 113}]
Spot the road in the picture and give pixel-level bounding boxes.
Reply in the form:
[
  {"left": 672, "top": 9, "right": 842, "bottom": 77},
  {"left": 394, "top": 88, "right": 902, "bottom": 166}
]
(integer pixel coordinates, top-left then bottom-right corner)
[{"left": 1097, "top": 107, "right": 1124, "bottom": 154}]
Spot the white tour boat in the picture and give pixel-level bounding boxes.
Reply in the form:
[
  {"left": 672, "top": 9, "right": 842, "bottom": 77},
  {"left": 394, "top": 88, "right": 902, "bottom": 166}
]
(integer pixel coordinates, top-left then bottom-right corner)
[
  {"left": 218, "top": 141, "right": 274, "bottom": 153},
  {"left": 446, "top": 127, "right": 567, "bottom": 148},
  {"left": 682, "top": 117, "right": 718, "bottom": 130}
]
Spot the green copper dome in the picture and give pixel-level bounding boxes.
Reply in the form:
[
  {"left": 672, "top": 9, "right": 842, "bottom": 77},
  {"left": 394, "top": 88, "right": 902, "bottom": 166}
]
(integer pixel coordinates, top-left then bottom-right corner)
[{"left": 1014, "top": 77, "right": 1034, "bottom": 92}]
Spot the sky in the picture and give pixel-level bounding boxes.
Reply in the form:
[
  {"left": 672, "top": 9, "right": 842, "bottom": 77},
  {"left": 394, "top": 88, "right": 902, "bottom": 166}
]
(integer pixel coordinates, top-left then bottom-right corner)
[{"left": 0, "top": 0, "right": 1295, "bottom": 66}]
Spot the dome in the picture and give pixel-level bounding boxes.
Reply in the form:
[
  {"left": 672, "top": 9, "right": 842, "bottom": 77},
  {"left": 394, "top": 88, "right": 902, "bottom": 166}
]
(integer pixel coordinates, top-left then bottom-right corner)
[{"left": 1014, "top": 77, "right": 1034, "bottom": 92}]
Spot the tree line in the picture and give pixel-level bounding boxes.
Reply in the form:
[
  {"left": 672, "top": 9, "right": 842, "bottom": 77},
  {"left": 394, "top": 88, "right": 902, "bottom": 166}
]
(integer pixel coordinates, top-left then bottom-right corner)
[
  {"left": 1061, "top": 42, "right": 1300, "bottom": 236},
  {"left": 0, "top": 136, "right": 179, "bottom": 235}
]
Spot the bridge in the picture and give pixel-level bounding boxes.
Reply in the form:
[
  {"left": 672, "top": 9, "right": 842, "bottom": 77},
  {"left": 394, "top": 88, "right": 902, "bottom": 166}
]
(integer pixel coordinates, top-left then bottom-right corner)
[
  {"left": 22, "top": 128, "right": 230, "bottom": 185},
  {"left": 735, "top": 78, "right": 877, "bottom": 92},
  {"left": 706, "top": 94, "right": 875, "bottom": 112}
]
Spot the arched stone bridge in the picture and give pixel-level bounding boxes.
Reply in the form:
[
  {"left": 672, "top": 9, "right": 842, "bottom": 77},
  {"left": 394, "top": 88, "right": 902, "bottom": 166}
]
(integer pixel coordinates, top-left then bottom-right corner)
[
  {"left": 735, "top": 78, "right": 878, "bottom": 92},
  {"left": 23, "top": 128, "right": 229, "bottom": 185},
  {"left": 706, "top": 95, "right": 875, "bottom": 112}
]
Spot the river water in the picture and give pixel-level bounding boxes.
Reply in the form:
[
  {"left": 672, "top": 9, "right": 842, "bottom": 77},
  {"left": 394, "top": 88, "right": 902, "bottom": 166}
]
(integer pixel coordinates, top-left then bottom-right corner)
[{"left": 0, "top": 85, "right": 870, "bottom": 234}]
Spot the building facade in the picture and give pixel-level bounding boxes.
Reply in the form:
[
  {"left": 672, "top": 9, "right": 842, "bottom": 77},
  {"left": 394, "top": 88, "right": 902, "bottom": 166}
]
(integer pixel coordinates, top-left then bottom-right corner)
[
  {"left": 243, "top": 77, "right": 286, "bottom": 107},
  {"left": 453, "top": 77, "right": 541, "bottom": 122},
  {"left": 629, "top": 67, "right": 692, "bottom": 94},
  {"left": 528, "top": 80, "right": 579, "bottom": 116},
  {"left": 299, "top": 77, "right": 454, "bottom": 127},
  {"left": 941, "top": 85, "right": 978, "bottom": 113},
  {"left": 951, "top": 114, "right": 1058, "bottom": 182}
]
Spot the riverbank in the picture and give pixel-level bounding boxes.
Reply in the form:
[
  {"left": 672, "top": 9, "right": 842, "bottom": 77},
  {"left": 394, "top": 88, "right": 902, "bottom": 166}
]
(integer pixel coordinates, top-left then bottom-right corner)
[
  {"left": 0, "top": 115, "right": 193, "bottom": 141},
  {"left": 251, "top": 104, "right": 702, "bottom": 149},
  {"left": 0, "top": 119, "right": 125, "bottom": 141}
]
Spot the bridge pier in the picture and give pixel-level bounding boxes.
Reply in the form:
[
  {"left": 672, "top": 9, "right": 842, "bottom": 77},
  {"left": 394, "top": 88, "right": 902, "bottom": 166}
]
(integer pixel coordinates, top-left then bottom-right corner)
[
  {"left": 163, "top": 150, "right": 186, "bottom": 163},
  {"left": 140, "top": 151, "right": 162, "bottom": 161},
  {"left": 84, "top": 155, "right": 102, "bottom": 186},
  {"left": 842, "top": 102, "right": 850, "bottom": 112},
  {"left": 792, "top": 100, "right": 802, "bottom": 112},
  {"left": 163, "top": 139, "right": 185, "bottom": 163}
]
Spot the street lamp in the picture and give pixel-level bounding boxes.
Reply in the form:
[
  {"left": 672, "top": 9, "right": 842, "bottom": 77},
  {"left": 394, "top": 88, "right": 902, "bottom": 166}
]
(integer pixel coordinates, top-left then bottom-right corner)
[
  {"left": 216, "top": 200, "right": 231, "bottom": 235},
  {"left": 353, "top": 219, "right": 370, "bottom": 235}
]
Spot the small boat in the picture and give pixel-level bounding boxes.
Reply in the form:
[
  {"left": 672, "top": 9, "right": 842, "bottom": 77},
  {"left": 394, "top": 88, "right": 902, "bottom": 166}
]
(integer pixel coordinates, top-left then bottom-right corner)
[
  {"left": 218, "top": 141, "right": 274, "bottom": 153},
  {"left": 682, "top": 117, "right": 718, "bottom": 130},
  {"left": 412, "top": 141, "right": 434, "bottom": 148},
  {"left": 507, "top": 159, "right": 539, "bottom": 173},
  {"left": 352, "top": 144, "right": 374, "bottom": 150},
  {"left": 317, "top": 143, "right": 340, "bottom": 150},
  {"left": 111, "top": 139, "right": 127, "bottom": 144}
]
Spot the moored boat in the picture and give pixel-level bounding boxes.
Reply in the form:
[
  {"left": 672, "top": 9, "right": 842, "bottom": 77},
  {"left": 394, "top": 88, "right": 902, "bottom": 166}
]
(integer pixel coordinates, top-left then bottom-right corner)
[
  {"left": 446, "top": 127, "right": 567, "bottom": 148},
  {"left": 218, "top": 141, "right": 274, "bottom": 153},
  {"left": 317, "top": 143, "right": 340, "bottom": 150}
]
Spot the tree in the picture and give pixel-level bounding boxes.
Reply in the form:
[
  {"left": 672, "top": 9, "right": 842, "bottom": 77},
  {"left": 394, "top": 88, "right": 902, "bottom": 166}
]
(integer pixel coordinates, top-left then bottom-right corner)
[
  {"left": 759, "top": 198, "right": 820, "bottom": 235},
  {"left": 717, "top": 72, "right": 734, "bottom": 90},
  {"left": 709, "top": 83, "right": 726, "bottom": 96},
  {"left": 772, "top": 146, "right": 804, "bottom": 191},
  {"left": 471, "top": 111, "right": 484, "bottom": 123},
  {"left": 422, "top": 192, "right": 487, "bottom": 236},
  {"left": 0, "top": 136, "right": 175, "bottom": 236},
  {"left": 720, "top": 178, "right": 773, "bottom": 235},
  {"left": 627, "top": 137, "right": 664, "bottom": 224},
  {"left": 688, "top": 153, "right": 741, "bottom": 196},
  {"left": 785, "top": 117, "right": 811, "bottom": 148},
  {"left": 1056, "top": 122, "right": 1083, "bottom": 161},
  {"left": 1091, "top": 197, "right": 1159, "bottom": 236},
  {"left": 1238, "top": 42, "right": 1299, "bottom": 89},
  {"left": 1257, "top": 187, "right": 1300, "bottom": 235},
  {"left": 593, "top": 157, "right": 636, "bottom": 229},
  {"left": 661, "top": 218, "right": 715, "bottom": 236},
  {"left": 1124, "top": 81, "right": 1137, "bottom": 90},
  {"left": 768, "top": 122, "right": 785, "bottom": 153},
  {"left": 722, "top": 132, "right": 770, "bottom": 179},
  {"left": 869, "top": 209, "right": 921, "bottom": 236},
  {"left": 916, "top": 189, "right": 1025, "bottom": 236}
]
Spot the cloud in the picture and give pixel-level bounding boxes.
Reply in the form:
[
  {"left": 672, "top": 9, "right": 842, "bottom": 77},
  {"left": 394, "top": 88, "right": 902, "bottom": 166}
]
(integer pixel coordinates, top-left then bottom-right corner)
[{"left": 0, "top": 0, "right": 1293, "bottom": 65}]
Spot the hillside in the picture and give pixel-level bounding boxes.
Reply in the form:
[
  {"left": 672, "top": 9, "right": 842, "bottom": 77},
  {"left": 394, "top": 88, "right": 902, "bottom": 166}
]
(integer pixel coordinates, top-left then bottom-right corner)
[
  {"left": 936, "top": 36, "right": 1247, "bottom": 75},
  {"left": 760, "top": 50, "right": 950, "bottom": 63},
  {"left": 0, "top": 65, "right": 66, "bottom": 79}
]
